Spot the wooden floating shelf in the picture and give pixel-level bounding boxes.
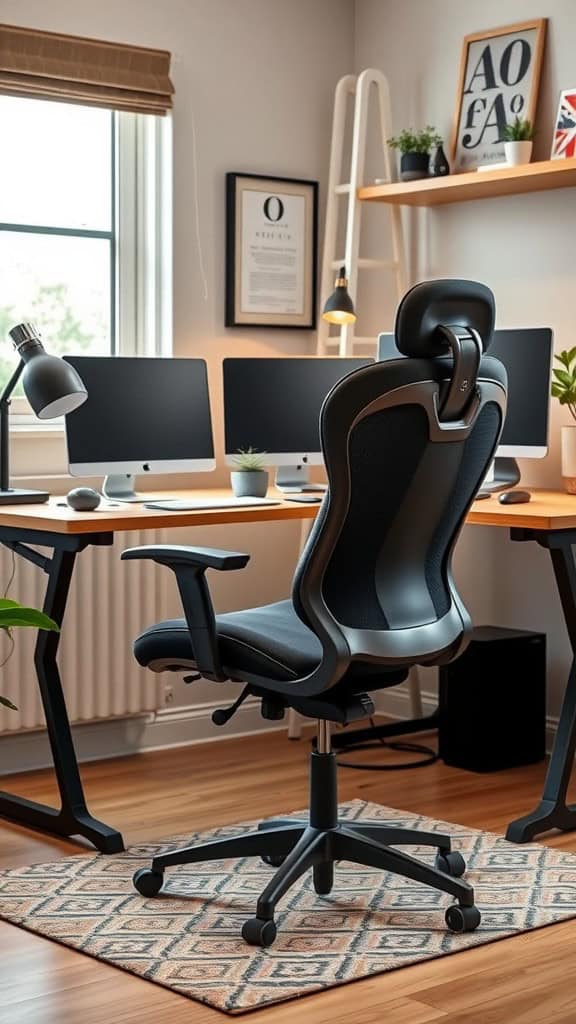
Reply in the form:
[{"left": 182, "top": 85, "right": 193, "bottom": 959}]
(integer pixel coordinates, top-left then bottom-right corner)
[{"left": 358, "top": 159, "right": 576, "bottom": 207}]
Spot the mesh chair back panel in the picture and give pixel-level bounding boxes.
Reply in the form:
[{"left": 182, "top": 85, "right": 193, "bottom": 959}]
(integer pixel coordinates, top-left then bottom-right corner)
[{"left": 321, "top": 402, "right": 500, "bottom": 630}]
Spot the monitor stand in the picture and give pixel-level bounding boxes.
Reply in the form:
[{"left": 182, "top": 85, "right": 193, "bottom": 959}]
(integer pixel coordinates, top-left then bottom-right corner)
[
  {"left": 102, "top": 474, "right": 143, "bottom": 503},
  {"left": 479, "top": 456, "right": 521, "bottom": 494},
  {"left": 275, "top": 466, "right": 328, "bottom": 494}
]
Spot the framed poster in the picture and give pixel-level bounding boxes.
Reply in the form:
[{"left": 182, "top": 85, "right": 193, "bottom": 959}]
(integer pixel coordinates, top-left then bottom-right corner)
[
  {"left": 451, "top": 19, "right": 547, "bottom": 172},
  {"left": 225, "top": 173, "right": 318, "bottom": 329},
  {"left": 551, "top": 90, "right": 576, "bottom": 159}
]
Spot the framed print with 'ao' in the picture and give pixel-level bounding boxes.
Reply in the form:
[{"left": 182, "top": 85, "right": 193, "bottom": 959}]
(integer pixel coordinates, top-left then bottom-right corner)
[{"left": 451, "top": 19, "right": 547, "bottom": 172}]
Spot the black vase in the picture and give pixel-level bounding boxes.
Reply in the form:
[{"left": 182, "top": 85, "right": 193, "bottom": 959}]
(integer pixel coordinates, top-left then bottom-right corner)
[
  {"left": 431, "top": 144, "right": 450, "bottom": 177},
  {"left": 400, "top": 152, "right": 429, "bottom": 181}
]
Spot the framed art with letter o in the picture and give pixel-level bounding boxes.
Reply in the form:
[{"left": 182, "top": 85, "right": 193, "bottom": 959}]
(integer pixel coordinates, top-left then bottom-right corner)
[
  {"left": 450, "top": 19, "right": 547, "bottom": 172},
  {"left": 225, "top": 173, "right": 318, "bottom": 328}
]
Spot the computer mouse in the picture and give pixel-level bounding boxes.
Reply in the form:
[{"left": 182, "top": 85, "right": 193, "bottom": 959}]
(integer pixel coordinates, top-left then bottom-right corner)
[
  {"left": 66, "top": 487, "right": 101, "bottom": 511},
  {"left": 498, "top": 490, "right": 531, "bottom": 505}
]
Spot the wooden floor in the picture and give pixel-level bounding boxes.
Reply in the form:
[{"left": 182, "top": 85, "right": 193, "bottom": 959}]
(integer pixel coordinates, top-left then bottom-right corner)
[{"left": 1, "top": 729, "right": 576, "bottom": 1024}]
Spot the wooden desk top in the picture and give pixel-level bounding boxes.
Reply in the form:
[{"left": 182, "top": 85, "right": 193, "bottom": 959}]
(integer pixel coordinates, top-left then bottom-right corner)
[
  {"left": 467, "top": 490, "right": 576, "bottom": 531},
  {"left": 0, "top": 488, "right": 574, "bottom": 536},
  {"left": 0, "top": 489, "right": 323, "bottom": 535}
]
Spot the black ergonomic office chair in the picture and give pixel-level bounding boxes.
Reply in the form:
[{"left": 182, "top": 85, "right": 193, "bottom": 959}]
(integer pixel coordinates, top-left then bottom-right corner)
[{"left": 122, "top": 279, "right": 507, "bottom": 948}]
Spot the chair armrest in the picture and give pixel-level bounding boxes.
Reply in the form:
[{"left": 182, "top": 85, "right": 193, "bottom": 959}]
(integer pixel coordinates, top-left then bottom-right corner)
[
  {"left": 121, "top": 545, "right": 250, "bottom": 571},
  {"left": 121, "top": 545, "right": 250, "bottom": 682}
]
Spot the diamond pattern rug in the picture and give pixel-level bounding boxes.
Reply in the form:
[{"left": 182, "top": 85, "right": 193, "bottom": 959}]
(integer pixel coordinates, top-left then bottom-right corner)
[{"left": 1, "top": 799, "right": 576, "bottom": 1014}]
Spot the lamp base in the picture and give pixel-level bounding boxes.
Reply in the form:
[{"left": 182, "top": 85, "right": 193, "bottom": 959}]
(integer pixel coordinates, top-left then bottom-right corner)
[{"left": 0, "top": 488, "right": 49, "bottom": 505}]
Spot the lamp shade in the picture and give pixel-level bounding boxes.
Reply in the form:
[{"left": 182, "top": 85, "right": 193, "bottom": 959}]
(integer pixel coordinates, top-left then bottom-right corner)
[
  {"left": 8, "top": 323, "right": 87, "bottom": 419},
  {"left": 321, "top": 266, "right": 356, "bottom": 326}
]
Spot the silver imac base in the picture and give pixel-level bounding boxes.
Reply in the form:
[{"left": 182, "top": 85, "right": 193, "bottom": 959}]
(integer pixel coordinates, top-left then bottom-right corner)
[
  {"left": 102, "top": 474, "right": 143, "bottom": 503},
  {"left": 275, "top": 466, "right": 328, "bottom": 494},
  {"left": 479, "top": 457, "right": 521, "bottom": 495}
]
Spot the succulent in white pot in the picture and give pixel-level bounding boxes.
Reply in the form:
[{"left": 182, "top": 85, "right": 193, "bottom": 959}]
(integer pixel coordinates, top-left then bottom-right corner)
[
  {"left": 230, "top": 448, "right": 269, "bottom": 498},
  {"left": 502, "top": 117, "right": 534, "bottom": 166},
  {"left": 551, "top": 348, "right": 576, "bottom": 494}
]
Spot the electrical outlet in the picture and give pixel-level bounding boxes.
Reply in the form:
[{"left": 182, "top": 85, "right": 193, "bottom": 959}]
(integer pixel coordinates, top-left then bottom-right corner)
[{"left": 163, "top": 684, "right": 175, "bottom": 705}]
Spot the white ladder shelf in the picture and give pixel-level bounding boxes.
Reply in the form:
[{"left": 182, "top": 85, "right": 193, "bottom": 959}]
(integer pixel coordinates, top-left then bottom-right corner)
[{"left": 317, "top": 68, "right": 407, "bottom": 357}]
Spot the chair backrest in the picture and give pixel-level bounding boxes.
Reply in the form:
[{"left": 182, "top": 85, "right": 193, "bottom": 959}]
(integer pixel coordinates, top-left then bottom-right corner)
[{"left": 292, "top": 279, "right": 507, "bottom": 681}]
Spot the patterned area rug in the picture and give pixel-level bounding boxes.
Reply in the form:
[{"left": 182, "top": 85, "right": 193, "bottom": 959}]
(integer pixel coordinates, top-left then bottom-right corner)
[{"left": 1, "top": 799, "right": 576, "bottom": 1014}]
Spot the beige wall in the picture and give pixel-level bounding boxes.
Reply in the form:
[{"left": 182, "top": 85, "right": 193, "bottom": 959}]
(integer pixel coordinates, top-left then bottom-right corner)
[
  {"left": 2, "top": 0, "right": 355, "bottom": 705},
  {"left": 354, "top": 0, "right": 576, "bottom": 716}
]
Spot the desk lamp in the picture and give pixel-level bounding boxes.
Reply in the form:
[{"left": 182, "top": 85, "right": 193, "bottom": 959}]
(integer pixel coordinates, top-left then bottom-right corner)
[
  {"left": 0, "top": 323, "right": 88, "bottom": 505},
  {"left": 321, "top": 266, "right": 356, "bottom": 325}
]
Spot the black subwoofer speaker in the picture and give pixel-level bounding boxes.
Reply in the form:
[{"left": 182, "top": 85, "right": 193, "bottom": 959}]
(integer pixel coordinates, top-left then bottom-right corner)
[{"left": 439, "top": 625, "right": 546, "bottom": 772}]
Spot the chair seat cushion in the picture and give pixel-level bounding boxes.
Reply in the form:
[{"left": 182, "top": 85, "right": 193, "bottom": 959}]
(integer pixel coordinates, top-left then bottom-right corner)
[{"left": 134, "top": 599, "right": 405, "bottom": 688}]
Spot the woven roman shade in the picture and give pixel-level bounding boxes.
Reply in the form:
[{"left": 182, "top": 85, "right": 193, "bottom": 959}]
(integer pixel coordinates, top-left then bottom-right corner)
[{"left": 0, "top": 23, "right": 174, "bottom": 115}]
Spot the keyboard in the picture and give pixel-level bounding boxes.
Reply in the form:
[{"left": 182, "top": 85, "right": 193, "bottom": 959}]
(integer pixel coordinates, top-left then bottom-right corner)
[{"left": 143, "top": 496, "right": 282, "bottom": 511}]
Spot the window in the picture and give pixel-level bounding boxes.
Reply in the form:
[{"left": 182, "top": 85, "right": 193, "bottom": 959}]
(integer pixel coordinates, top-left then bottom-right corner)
[{"left": 0, "top": 95, "right": 172, "bottom": 414}]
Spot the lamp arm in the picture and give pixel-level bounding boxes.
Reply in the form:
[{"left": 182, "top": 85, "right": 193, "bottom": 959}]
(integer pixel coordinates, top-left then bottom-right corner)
[{"left": 0, "top": 358, "right": 24, "bottom": 493}]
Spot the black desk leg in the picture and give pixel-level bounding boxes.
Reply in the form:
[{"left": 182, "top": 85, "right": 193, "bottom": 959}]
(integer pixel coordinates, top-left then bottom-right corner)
[
  {"left": 0, "top": 547, "right": 124, "bottom": 853},
  {"left": 507, "top": 535, "right": 576, "bottom": 843}
]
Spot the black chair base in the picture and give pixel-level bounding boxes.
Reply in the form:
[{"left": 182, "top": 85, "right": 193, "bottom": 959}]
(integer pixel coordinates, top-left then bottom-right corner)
[{"left": 133, "top": 745, "right": 481, "bottom": 946}]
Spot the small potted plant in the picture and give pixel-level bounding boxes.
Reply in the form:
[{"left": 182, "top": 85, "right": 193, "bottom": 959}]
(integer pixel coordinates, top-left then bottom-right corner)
[
  {"left": 551, "top": 348, "right": 576, "bottom": 493},
  {"left": 388, "top": 126, "right": 444, "bottom": 180},
  {"left": 231, "top": 448, "right": 269, "bottom": 498},
  {"left": 502, "top": 117, "right": 534, "bottom": 166},
  {"left": 0, "top": 598, "right": 58, "bottom": 711}
]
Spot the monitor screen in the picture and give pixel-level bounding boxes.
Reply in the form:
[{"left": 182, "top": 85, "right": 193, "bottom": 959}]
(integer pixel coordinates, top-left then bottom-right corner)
[
  {"left": 378, "top": 328, "right": 552, "bottom": 456},
  {"left": 64, "top": 356, "right": 215, "bottom": 475},
  {"left": 488, "top": 329, "right": 552, "bottom": 455},
  {"left": 223, "top": 358, "right": 372, "bottom": 464}
]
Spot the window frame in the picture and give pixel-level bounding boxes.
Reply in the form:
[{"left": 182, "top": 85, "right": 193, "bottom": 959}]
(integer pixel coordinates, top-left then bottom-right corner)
[{"left": 3, "top": 105, "right": 172, "bottom": 428}]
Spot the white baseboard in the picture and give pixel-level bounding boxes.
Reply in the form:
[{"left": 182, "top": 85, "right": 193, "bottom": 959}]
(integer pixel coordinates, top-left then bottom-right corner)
[
  {"left": 0, "top": 697, "right": 284, "bottom": 776},
  {"left": 372, "top": 685, "right": 437, "bottom": 729},
  {"left": 0, "top": 687, "right": 561, "bottom": 776}
]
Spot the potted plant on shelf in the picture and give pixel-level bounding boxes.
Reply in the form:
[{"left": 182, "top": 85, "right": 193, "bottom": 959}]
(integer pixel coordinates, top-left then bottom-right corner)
[
  {"left": 551, "top": 348, "right": 576, "bottom": 493},
  {"left": 0, "top": 598, "right": 58, "bottom": 710},
  {"left": 387, "top": 126, "right": 444, "bottom": 180},
  {"left": 502, "top": 117, "right": 534, "bottom": 166},
  {"left": 231, "top": 448, "right": 269, "bottom": 498}
]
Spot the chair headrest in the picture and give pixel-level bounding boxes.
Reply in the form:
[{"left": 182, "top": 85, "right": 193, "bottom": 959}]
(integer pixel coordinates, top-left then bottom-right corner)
[{"left": 395, "top": 279, "right": 495, "bottom": 358}]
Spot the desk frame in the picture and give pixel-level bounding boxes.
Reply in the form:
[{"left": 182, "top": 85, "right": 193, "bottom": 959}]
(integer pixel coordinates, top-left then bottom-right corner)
[
  {"left": 0, "top": 526, "right": 124, "bottom": 853},
  {"left": 506, "top": 526, "right": 576, "bottom": 842}
]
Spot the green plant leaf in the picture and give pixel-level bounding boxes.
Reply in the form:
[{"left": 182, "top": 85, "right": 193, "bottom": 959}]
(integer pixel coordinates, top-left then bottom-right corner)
[
  {"left": 232, "top": 447, "right": 267, "bottom": 471},
  {"left": 0, "top": 607, "right": 59, "bottom": 631},
  {"left": 552, "top": 368, "right": 575, "bottom": 387},
  {"left": 0, "top": 695, "right": 17, "bottom": 711},
  {"left": 388, "top": 125, "right": 441, "bottom": 154},
  {"left": 0, "top": 598, "right": 21, "bottom": 609},
  {"left": 501, "top": 116, "right": 533, "bottom": 141}
]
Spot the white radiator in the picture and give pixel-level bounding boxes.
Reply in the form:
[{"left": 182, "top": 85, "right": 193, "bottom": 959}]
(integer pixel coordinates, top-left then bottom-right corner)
[{"left": 0, "top": 530, "right": 171, "bottom": 734}]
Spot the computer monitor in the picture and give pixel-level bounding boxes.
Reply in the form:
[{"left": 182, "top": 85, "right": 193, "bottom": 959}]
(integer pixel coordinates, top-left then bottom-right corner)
[
  {"left": 64, "top": 356, "right": 215, "bottom": 500},
  {"left": 378, "top": 327, "right": 553, "bottom": 488},
  {"left": 223, "top": 357, "right": 371, "bottom": 491}
]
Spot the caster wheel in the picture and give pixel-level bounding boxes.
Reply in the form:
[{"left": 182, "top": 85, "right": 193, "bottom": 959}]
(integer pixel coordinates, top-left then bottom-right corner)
[
  {"left": 313, "top": 862, "right": 334, "bottom": 895},
  {"left": 133, "top": 867, "right": 164, "bottom": 897},
  {"left": 261, "top": 854, "right": 285, "bottom": 867},
  {"left": 435, "top": 850, "right": 466, "bottom": 878},
  {"left": 242, "top": 917, "right": 277, "bottom": 947},
  {"left": 445, "top": 904, "right": 481, "bottom": 933}
]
